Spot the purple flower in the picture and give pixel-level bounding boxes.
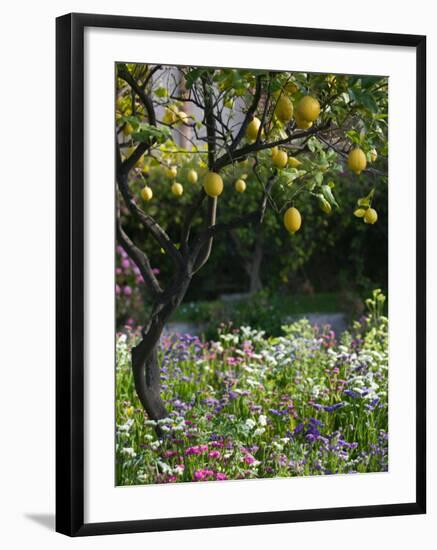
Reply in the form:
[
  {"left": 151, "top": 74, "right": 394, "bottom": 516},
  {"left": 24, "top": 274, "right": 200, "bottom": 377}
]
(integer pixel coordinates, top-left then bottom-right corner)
[{"left": 323, "top": 402, "right": 345, "bottom": 412}]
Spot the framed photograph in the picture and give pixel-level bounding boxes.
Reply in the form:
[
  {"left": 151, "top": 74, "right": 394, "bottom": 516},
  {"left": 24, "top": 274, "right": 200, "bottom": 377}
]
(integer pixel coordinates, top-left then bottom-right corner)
[{"left": 56, "top": 13, "right": 426, "bottom": 536}]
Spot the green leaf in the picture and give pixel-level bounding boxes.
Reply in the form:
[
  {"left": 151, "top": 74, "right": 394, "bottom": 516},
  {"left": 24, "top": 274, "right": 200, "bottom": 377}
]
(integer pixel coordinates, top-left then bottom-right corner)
[
  {"left": 120, "top": 115, "right": 141, "bottom": 131},
  {"left": 357, "top": 188, "right": 375, "bottom": 207},
  {"left": 132, "top": 123, "right": 171, "bottom": 145},
  {"left": 322, "top": 184, "right": 339, "bottom": 208},
  {"left": 348, "top": 88, "right": 379, "bottom": 113},
  {"left": 155, "top": 86, "right": 168, "bottom": 98},
  {"left": 361, "top": 76, "right": 381, "bottom": 89}
]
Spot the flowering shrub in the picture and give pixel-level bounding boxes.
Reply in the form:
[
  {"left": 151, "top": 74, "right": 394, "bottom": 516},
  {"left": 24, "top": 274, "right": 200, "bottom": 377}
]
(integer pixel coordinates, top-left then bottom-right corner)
[
  {"left": 116, "top": 291, "right": 388, "bottom": 485},
  {"left": 116, "top": 245, "right": 159, "bottom": 327}
]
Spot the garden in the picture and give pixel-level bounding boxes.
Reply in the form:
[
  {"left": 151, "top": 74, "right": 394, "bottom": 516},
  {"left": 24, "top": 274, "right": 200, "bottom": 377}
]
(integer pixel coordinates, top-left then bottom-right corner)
[{"left": 115, "top": 63, "right": 388, "bottom": 485}]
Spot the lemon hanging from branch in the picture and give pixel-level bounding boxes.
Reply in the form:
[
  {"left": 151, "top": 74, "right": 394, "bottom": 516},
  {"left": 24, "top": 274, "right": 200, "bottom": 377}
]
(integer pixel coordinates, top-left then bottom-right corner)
[
  {"left": 295, "top": 112, "right": 313, "bottom": 129},
  {"left": 140, "top": 186, "right": 153, "bottom": 201},
  {"left": 364, "top": 208, "right": 378, "bottom": 224},
  {"left": 273, "top": 150, "right": 288, "bottom": 169},
  {"left": 171, "top": 182, "right": 184, "bottom": 196},
  {"left": 275, "top": 95, "right": 294, "bottom": 123},
  {"left": 295, "top": 95, "right": 320, "bottom": 123},
  {"left": 284, "top": 207, "right": 302, "bottom": 233},
  {"left": 347, "top": 148, "right": 367, "bottom": 175},
  {"left": 245, "top": 117, "right": 261, "bottom": 142},
  {"left": 187, "top": 169, "right": 198, "bottom": 184},
  {"left": 234, "top": 179, "right": 246, "bottom": 193},
  {"left": 203, "top": 172, "right": 224, "bottom": 197}
]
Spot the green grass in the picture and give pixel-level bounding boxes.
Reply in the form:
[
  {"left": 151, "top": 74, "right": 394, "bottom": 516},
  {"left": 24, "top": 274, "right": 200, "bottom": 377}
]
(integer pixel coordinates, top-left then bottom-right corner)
[
  {"left": 170, "top": 291, "right": 346, "bottom": 339},
  {"left": 173, "top": 292, "right": 340, "bottom": 322}
]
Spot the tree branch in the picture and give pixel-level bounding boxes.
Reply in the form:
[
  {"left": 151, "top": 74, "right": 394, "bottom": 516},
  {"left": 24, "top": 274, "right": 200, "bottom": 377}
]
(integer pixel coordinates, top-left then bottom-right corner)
[
  {"left": 117, "top": 169, "right": 185, "bottom": 269},
  {"left": 191, "top": 172, "right": 276, "bottom": 266},
  {"left": 213, "top": 123, "right": 329, "bottom": 172},
  {"left": 116, "top": 215, "right": 163, "bottom": 298},
  {"left": 180, "top": 188, "right": 207, "bottom": 253},
  {"left": 229, "top": 74, "right": 263, "bottom": 153},
  {"left": 191, "top": 74, "right": 219, "bottom": 273},
  {"left": 118, "top": 63, "right": 157, "bottom": 125}
]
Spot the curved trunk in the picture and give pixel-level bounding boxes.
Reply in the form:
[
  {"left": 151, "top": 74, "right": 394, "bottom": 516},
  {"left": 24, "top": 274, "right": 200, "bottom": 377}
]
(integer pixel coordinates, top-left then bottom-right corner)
[
  {"left": 132, "top": 344, "right": 168, "bottom": 421},
  {"left": 130, "top": 273, "right": 192, "bottom": 428}
]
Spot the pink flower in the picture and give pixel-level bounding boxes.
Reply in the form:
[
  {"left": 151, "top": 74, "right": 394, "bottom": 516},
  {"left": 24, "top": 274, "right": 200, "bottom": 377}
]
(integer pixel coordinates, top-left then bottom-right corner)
[
  {"left": 163, "top": 450, "right": 177, "bottom": 458},
  {"left": 152, "top": 268, "right": 160, "bottom": 275},
  {"left": 243, "top": 454, "right": 256, "bottom": 465},
  {"left": 115, "top": 284, "right": 121, "bottom": 295},
  {"left": 193, "top": 469, "right": 214, "bottom": 481},
  {"left": 123, "top": 286, "right": 132, "bottom": 296},
  {"left": 208, "top": 450, "right": 220, "bottom": 459},
  {"left": 122, "top": 259, "right": 130, "bottom": 269},
  {"left": 185, "top": 444, "right": 208, "bottom": 456},
  {"left": 115, "top": 267, "right": 122, "bottom": 275},
  {"left": 215, "top": 472, "right": 227, "bottom": 481}
]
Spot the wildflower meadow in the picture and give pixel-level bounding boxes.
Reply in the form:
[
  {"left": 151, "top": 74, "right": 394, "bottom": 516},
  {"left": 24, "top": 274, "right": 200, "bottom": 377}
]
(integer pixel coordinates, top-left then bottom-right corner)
[{"left": 116, "top": 291, "right": 388, "bottom": 485}]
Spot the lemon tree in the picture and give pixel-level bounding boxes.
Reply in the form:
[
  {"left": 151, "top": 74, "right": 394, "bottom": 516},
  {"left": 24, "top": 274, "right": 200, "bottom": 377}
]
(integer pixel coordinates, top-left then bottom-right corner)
[{"left": 115, "top": 63, "right": 388, "bottom": 424}]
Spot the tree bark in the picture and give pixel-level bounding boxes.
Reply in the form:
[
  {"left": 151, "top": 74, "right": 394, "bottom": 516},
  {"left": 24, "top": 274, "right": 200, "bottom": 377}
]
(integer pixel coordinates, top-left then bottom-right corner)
[
  {"left": 249, "top": 237, "right": 263, "bottom": 294},
  {"left": 130, "top": 272, "right": 192, "bottom": 426}
]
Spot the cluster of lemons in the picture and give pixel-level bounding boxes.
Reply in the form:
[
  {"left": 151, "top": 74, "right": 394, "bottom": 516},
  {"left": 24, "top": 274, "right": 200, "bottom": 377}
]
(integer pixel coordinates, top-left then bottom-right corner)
[
  {"left": 347, "top": 147, "right": 379, "bottom": 224},
  {"left": 136, "top": 88, "right": 378, "bottom": 234},
  {"left": 140, "top": 166, "right": 198, "bottom": 202}
]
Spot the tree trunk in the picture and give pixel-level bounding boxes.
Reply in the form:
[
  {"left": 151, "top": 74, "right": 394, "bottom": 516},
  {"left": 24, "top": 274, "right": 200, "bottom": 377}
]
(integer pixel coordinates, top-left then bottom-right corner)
[
  {"left": 249, "top": 237, "right": 263, "bottom": 294},
  {"left": 130, "top": 273, "right": 192, "bottom": 428}
]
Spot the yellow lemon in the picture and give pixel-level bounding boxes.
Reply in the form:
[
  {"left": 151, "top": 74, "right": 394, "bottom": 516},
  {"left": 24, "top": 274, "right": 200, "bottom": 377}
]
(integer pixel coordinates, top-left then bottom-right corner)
[
  {"left": 167, "top": 166, "right": 178, "bottom": 179},
  {"left": 288, "top": 156, "right": 302, "bottom": 168},
  {"left": 295, "top": 112, "right": 313, "bottom": 129},
  {"left": 234, "top": 179, "right": 246, "bottom": 193},
  {"left": 171, "top": 182, "right": 184, "bottom": 196},
  {"left": 275, "top": 95, "right": 294, "bottom": 123},
  {"left": 319, "top": 196, "right": 332, "bottom": 214},
  {"left": 271, "top": 146, "right": 279, "bottom": 160},
  {"left": 295, "top": 95, "right": 321, "bottom": 122},
  {"left": 347, "top": 148, "right": 367, "bottom": 175},
  {"left": 246, "top": 117, "right": 261, "bottom": 142},
  {"left": 273, "top": 150, "right": 288, "bottom": 169},
  {"left": 203, "top": 172, "right": 224, "bottom": 197},
  {"left": 364, "top": 208, "right": 378, "bottom": 224},
  {"left": 284, "top": 207, "right": 302, "bottom": 233},
  {"left": 140, "top": 186, "right": 153, "bottom": 201},
  {"left": 123, "top": 122, "right": 134, "bottom": 136},
  {"left": 163, "top": 106, "right": 178, "bottom": 125},
  {"left": 187, "top": 169, "right": 198, "bottom": 184},
  {"left": 285, "top": 82, "right": 299, "bottom": 94}
]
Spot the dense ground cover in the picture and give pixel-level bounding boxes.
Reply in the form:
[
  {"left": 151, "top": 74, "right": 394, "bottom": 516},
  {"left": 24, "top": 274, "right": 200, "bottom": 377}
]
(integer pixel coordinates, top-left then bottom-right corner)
[{"left": 116, "top": 291, "right": 388, "bottom": 485}]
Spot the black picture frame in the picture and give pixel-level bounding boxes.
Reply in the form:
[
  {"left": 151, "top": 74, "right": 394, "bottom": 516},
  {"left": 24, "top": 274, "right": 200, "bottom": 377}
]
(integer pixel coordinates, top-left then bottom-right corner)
[{"left": 56, "top": 12, "right": 426, "bottom": 537}]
